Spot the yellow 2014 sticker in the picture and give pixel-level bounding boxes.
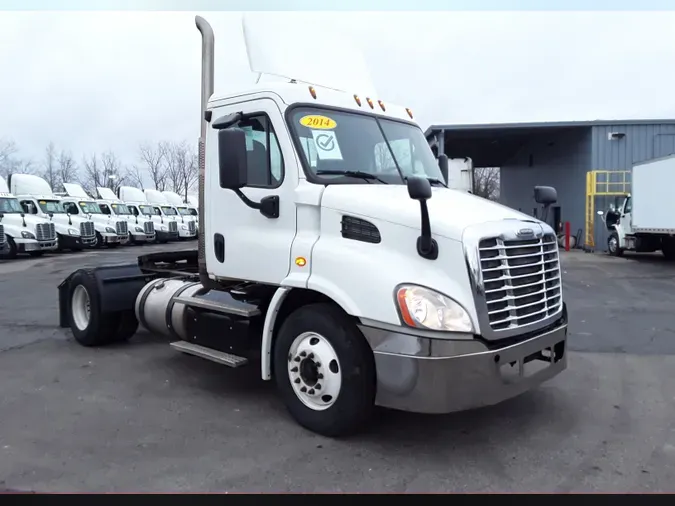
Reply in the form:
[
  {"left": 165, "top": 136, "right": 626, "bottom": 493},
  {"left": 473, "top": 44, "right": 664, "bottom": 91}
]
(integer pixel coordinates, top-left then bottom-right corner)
[
  {"left": 299, "top": 115, "right": 336, "bottom": 130},
  {"left": 39, "top": 200, "right": 46, "bottom": 204}
]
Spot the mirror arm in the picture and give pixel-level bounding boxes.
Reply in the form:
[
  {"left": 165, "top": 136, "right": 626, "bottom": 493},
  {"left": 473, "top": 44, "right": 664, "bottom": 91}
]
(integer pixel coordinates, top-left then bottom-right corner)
[
  {"left": 416, "top": 200, "right": 438, "bottom": 260},
  {"left": 233, "top": 189, "right": 279, "bottom": 219}
]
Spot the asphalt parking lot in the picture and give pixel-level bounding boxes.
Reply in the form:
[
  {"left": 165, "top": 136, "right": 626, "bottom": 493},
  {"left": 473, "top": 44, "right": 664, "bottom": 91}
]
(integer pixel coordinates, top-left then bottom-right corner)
[{"left": 0, "top": 245, "right": 674, "bottom": 493}]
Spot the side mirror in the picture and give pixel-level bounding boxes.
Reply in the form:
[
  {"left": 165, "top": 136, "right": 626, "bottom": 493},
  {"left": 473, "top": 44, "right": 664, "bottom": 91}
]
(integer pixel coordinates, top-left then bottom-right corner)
[
  {"left": 437, "top": 154, "right": 449, "bottom": 185},
  {"left": 534, "top": 185, "right": 557, "bottom": 205},
  {"left": 407, "top": 175, "right": 432, "bottom": 201},
  {"left": 218, "top": 128, "right": 248, "bottom": 190},
  {"left": 0, "top": 212, "right": 4, "bottom": 220}
]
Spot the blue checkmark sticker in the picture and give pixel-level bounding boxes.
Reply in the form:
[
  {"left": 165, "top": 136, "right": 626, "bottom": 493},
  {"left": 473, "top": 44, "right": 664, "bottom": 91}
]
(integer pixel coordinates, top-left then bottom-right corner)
[{"left": 310, "top": 129, "right": 343, "bottom": 160}]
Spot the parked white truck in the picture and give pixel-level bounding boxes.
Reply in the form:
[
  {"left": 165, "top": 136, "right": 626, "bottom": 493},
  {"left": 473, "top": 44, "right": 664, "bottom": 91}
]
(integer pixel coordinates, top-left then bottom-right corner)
[
  {"left": 0, "top": 176, "right": 58, "bottom": 258},
  {"left": 59, "top": 183, "right": 128, "bottom": 248},
  {"left": 95, "top": 187, "right": 156, "bottom": 245},
  {"left": 162, "top": 190, "right": 198, "bottom": 239},
  {"left": 118, "top": 186, "right": 179, "bottom": 243},
  {"left": 10, "top": 174, "right": 96, "bottom": 252},
  {"left": 57, "top": 15, "right": 568, "bottom": 437},
  {"left": 600, "top": 154, "right": 675, "bottom": 259},
  {"left": 144, "top": 189, "right": 197, "bottom": 241}
]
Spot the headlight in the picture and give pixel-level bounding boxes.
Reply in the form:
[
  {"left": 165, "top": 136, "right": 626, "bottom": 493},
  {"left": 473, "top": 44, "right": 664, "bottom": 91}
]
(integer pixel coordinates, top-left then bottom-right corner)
[
  {"left": 181, "top": 224, "right": 188, "bottom": 230},
  {"left": 105, "top": 227, "right": 116, "bottom": 234},
  {"left": 68, "top": 228, "right": 79, "bottom": 236},
  {"left": 395, "top": 285, "right": 474, "bottom": 333},
  {"left": 135, "top": 226, "right": 143, "bottom": 233},
  {"left": 21, "top": 230, "right": 35, "bottom": 239}
]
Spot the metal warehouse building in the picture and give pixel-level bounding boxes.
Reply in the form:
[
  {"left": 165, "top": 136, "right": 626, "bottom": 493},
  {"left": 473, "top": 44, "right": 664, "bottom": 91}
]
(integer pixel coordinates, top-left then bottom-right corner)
[{"left": 425, "top": 119, "right": 675, "bottom": 251}]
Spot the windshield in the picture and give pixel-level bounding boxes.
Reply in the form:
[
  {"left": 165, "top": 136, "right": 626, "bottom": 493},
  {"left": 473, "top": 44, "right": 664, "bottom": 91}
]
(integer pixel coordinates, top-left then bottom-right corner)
[
  {"left": 139, "top": 205, "right": 154, "bottom": 216},
  {"left": 38, "top": 199, "right": 66, "bottom": 214},
  {"left": 78, "top": 201, "right": 102, "bottom": 214},
  {"left": 111, "top": 203, "right": 131, "bottom": 215},
  {"left": 177, "top": 207, "right": 192, "bottom": 216},
  {"left": 288, "top": 107, "right": 443, "bottom": 184},
  {"left": 0, "top": 197, "right": 23, "bottom": 214},
  {"left": 161, "top": 206, "right": 177, "bottom": 216}
]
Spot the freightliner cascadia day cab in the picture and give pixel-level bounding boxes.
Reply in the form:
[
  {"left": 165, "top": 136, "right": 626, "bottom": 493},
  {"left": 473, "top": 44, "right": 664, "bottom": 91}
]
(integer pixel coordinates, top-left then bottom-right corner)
[
  {"left": 185, "top": 195, "right": 199, "bottom": 231},
  {"left": 10, "top": 174, "right": 96, "bottom": 252},
  {"left": 162, "top": 190, "right": 199, "bottom": 238},
  {"left": 57, "top": 15, "right": 568, "bottom": 437},
  {"left": 95, "top": 187, "right": 157, "bottom": 245},
  {"left": 118, "top": 186, "right": 180, "bottom": 243},
  {"left": 0, "top": 176, "right": 58, "bottom": 258},
  {"left": 144, "top": 189, "right": 197, "bottom": 241},
  {"left": 59, "top": 183, "right": 128, "bottom": 248}
]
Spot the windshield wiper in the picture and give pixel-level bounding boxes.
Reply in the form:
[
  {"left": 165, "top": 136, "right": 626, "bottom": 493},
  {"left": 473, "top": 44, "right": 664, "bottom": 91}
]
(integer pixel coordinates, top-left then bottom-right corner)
[
  {"left": 316, "top": 170, "right": 389, "bottom": 185},
  {"left": 427, "top": 177, "right": 448, "bottom": 188}
]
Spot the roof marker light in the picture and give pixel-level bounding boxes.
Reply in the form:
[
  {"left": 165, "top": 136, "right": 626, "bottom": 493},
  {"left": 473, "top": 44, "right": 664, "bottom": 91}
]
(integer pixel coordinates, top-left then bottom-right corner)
[
  {"left": 309, "top": 86, "right": 317, "bottom": 99},
  {"left": 354, "top": 94, "right": 362, "bottom": 106},
  {"left": 378, "top": 100, "right": 386, "bottom": 112},
  {"left": 406, "top": 108, "right": 414, "bottom": 119},
  {"left": 366, "top": 97, "right": 374, "bottom": 109}
]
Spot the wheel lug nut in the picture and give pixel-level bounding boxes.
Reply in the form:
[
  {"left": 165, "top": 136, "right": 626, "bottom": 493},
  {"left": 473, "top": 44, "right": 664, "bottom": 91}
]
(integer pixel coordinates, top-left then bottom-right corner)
[
  {"left": 293, "top": 356, "right": 301, "bottom": 362},
  {"left": 315, "top": 384, "right": 321, "bottom": 390},
  {"left": 315, "top": 362, "right": 321, "bottom": 368},
  {"left": 300, "top": 386, "right": 307, "bottom": 393},
  {"left": 318, "top": 373, "right": 323, "bottom": 379},
  {"left": 291, "top": 367, "right": 298, "bottom": 373},
  {"left": 300, "top": 351, "right": 307, "bottom": 357},
  {"left": 294, "top": 378, "right": 301, "bottom": 384},
  {"left": 308, "top": 353, "right": 314, "bottom": 359},
  {"left": 308, "top": 389, "right": 315, "bottom": 395}
]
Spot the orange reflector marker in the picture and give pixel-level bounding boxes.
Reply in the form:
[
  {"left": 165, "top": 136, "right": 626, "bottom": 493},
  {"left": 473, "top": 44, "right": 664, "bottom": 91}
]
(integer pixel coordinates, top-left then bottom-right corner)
[
  {"left": 366, "top": 97, "right": 374, "bottom": 109},
  {"left": 378, "top": 100, "right": 386, "bottom": 111},
  {"left": 396, "top": 287, "right": 416, "bottom": 327},
  {"left": 406, "top": 108, "right": 414, "bottom": 119},
  {"left": 354, "top": 94, "right": 362, "bottom": 106},
  {"left": 295, "top": 257, "right": 307, "bottom": 267},
  {"left": 308, "top": 86, "right": 317, "bottom": 99}
]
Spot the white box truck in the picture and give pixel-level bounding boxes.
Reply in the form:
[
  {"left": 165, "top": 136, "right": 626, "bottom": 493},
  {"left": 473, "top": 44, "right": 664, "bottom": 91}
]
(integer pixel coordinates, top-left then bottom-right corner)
[
  {"left": 56, "top": 15, "right": 568, "bottom": 437},
  {"left": 601, "top": 154, "right": 675, "bottom": 259}
]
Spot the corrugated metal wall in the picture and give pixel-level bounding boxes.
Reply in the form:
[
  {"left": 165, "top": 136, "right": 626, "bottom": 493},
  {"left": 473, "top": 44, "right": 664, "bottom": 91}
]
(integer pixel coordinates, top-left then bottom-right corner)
[
  {"left": 499, "top": 127, "right": 592, "bottom": 240},
  {"left": 590, "top": 123, "right": 675, "bottom": 250}
]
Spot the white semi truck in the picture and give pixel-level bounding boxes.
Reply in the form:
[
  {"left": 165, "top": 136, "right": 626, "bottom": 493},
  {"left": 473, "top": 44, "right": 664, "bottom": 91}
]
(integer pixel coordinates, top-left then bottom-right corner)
[
  {"left": 118, "top": 186, "right": 180, "bottom": 243},
  {"left": 95, "top": 187, "right": 156, "bottom": 245},
  {"left": 144, "top": 189, "right": 197, "bottom": 241},
  {"left": 0, "top": 176, "right": 58, "bottom": 258},
  {"left": 161, "top": 190, "right": 198, "bottom": 239},
  {"left": 59, "top": 183, "right": 128, "bottom": 248},
  {"left": 57, "top": 15, "right": 568, "bottom": 437},
  {"left": 10, "top": 174, "right": 96, "bottom": 252},
  {"left": 600, "top": 154, "right": 675, "bottom": 259}
]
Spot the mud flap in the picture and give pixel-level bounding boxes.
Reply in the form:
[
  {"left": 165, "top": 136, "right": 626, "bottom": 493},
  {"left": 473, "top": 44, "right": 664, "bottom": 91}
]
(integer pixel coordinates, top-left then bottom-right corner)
[{"left": 57, "top": 264, "right": 153, "bottom": 328}]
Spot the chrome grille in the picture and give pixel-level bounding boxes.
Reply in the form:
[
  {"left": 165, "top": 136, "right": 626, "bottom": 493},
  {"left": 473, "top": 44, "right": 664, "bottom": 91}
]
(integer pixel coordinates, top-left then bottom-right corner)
[
  {"left": 36, "top": 222, "right": 56, "bottom": 241},
  {"left": 116, "top": 221, "right": 128, "bottom": 236},
  {"left": 168, "top": 221, "right": 178, "bottom": 233},
  {"left": 143, "top": 221, "right": 154, "bottom": 234},
  {"left": 478, "top": 233, "right": 561, "bottom": 332},
  {"left": 0, "top": 224, "right": 5, "bottom": 246},
  {"left": 80, "top": 221, "right": 95, "bottom": 238},
  {"left": 188, "top": 220, "right": 196, "bottom": 234}
]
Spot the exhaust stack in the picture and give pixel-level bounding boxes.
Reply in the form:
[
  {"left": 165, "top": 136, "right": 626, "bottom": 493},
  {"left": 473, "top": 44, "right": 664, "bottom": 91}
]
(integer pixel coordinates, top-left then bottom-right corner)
[{"left": 195, "top": 15, "right": 214, "bottom": 287}]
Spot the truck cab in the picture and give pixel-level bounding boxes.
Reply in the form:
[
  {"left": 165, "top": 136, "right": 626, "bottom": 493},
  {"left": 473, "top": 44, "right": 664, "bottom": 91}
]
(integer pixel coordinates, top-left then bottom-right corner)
[
  {"left": 144, "top": 189, "right": 196, "bottom": 241},
  {"left": 162, "top": 190, "right": 198, "bottom": 239},
  {"left": 10, "top": 174, "right": 96, "bottom": 252},
  {"left": 95, "top": 187, "right": 156, "bottom": 245},
  {"left": 0, "top": 176, "right": 58, "bottom": 258},
  {"left": 118, "top": 186, "right": 179, "bottom": 243},
  {"left": 59, "top": 183, "right": 128, "bottom": 248},
  {"left": 185, "top": 195, "right": 199, "bottom": 232}
]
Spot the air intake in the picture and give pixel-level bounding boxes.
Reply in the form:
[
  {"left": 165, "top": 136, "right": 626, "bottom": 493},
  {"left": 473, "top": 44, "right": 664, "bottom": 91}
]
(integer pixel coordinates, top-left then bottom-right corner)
[{"left": 341, "top": 216, "right": 381, "bottom": 244}]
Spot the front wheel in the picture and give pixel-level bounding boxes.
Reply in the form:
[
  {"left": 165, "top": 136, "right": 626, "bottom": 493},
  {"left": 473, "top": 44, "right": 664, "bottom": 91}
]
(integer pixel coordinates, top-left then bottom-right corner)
[
  {"left": 608, "top": 232, "right": 623, "bottom": 257},
  {"left": 662, "top": 238, "right": 675, "bottom": 261},
  {"left": 273, "top": 303, "right": 376, "bottom": 437}
]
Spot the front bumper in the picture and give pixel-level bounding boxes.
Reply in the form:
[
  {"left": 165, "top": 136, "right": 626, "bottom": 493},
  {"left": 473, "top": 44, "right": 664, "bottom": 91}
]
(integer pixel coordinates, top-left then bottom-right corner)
[
  {"left": 16, "top": 238, "right": 58, "bottom": 252},
  {"left": 178, "top": 227, "right": 197, "bottom": 239},
  {"left": 359, "top": 305, "right": 568, "bottom": 414},
  {"left": 156, "top": 230, "right": 179, "bottom": 242},
  {"left": 99, "top": 232, "right": 120, "bottom": 245},
  {"left": 130, "top": 231, "right": 155, "bottom": 243},
  {"left": 59, "top": 233, "right": 96, "bottom": 248}
]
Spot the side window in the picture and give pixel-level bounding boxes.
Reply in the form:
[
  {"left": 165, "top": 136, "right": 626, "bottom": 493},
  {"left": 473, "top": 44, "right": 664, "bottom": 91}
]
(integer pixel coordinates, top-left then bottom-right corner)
[
  {"left": 130, "top": 207, "right": 139, "bottom": 216},
  {"left": 100, "top": 204, "right": 111, "bottom": 215},
  {"left": 624, "top": 197, "right": 632, "bottom": 214},
  {"left": 235, "top": 114, "right": 284, "bottom": 188},
  {"left": 64, "top": 202, "right": 78, "bottom": 214},
  {"left": 20, "top": 200, "right": 36, "bottom": 214},
  {"left": 153, "top": 207, "right": 161, "bottom": 215}
]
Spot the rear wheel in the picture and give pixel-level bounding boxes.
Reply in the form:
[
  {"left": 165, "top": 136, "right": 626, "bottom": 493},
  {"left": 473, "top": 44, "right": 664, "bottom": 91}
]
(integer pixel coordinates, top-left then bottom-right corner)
[
  {"left": 662, "top": 238, "right": 675, "bottom": 261},
  {"left": 273, "top": 303, "right": 376, "bottom": 437},
  {"left": 608, "top": 232, "right": 623, "bottom": 257}
]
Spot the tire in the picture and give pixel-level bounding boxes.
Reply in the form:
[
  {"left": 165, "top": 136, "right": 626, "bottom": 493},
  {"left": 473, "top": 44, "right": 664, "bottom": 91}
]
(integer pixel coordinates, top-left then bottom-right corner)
[
  {"left": 107, "top": 242, "right": 120, "bottom": 249},
  {"left": 273, "top": 303, "right": 376, "bottom": 437},
  {"left": 112, "top": 310, "right": 139, "bottom": 342},
  {"left": 4, "top": 236, "right": 18, "bottom": 259},
  {"left": 662, "top": 239, "right": 675, "bottom": 261},
  {"left": 608, "top": 232, "right": 623, "bottom": 257},
  {"left": 66, "top": 270, "right": 122, "bottom": 347},
  {"left": 94, "top": 232, "right": 104, "bottom": 249}
]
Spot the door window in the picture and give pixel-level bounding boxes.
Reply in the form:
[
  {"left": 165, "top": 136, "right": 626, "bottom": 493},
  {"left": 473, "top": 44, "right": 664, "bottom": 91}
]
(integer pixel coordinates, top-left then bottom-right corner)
[{"left": 232, "top": 114, "right": 284, "bottom": 189}]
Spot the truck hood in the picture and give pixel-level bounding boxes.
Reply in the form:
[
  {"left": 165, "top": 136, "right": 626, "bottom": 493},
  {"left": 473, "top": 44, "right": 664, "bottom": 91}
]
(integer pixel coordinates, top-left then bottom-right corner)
[
  {"left": 320, "top": 185, "right": 538, "bottom": 241},
  {"left": 0, "top": 213, "right": 48, "bottom": 230}
]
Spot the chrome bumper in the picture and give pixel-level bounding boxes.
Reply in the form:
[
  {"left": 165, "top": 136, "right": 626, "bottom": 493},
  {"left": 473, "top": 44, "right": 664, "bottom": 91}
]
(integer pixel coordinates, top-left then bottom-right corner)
[{"left": 359, "top": 306, "right": 568, "bottom": 414}]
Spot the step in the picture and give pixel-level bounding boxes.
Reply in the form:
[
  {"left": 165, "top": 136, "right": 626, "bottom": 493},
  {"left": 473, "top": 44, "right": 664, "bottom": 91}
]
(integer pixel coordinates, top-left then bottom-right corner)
[
  {"left": 170, "top": 341, "right": 249, "bottom": 368},
  {"left": 172, "top": 294, "right": 260, "bottom": 317}
]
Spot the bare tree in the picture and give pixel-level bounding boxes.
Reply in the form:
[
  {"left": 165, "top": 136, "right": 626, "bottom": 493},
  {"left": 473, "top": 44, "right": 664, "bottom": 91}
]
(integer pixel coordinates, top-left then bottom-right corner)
[
  {"left": 472, "top": 167, "right": 500, "bottom": 200},
  {"left": 100, "top": 150, "right": 126, "bottom": 193},
  {"left": 0, "top": 137, "right": 17, "bottom": 169},
  {"left": 124, "top": 164, "right": 147, "bottom": 190},
  {"left": 164, "top": 141, "right": 198, "bottom": 199},
  {"left": 57, "top": 150, "right": 79, "bottom": 187},
  {"left": 0, "top": 138, "right": 35, "bottom": 179},
  {"left": 138, "top": 142, "right": 167, "bottom": 191},
  {"left": 41, "top": 142, "right": 59, "bottom": 190}
]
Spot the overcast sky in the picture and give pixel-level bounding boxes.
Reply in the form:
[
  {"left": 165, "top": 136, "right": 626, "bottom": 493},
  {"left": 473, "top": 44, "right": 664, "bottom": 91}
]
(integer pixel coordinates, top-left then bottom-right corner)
[{"left": 2, "top": 9, "right": 675, "bottom": 169}]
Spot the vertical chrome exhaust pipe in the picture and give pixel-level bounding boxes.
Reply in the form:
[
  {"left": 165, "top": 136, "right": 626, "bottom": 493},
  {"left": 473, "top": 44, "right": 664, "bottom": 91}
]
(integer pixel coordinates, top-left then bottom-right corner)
[{"left": 195, "top": 15, "right": 214, "bottom": 287}]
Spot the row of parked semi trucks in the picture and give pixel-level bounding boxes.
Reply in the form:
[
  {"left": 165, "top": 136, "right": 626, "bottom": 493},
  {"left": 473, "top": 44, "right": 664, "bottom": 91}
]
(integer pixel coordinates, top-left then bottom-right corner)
[{"left": 0, "top": 173, "right": 198, "bottom": 259}]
